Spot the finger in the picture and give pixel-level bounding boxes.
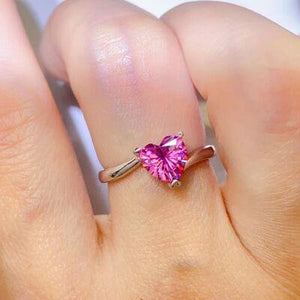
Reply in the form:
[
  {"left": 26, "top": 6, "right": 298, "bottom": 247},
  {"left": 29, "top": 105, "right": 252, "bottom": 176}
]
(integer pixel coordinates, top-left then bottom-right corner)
[
  {"left": 163, "top": 2, "right": 300, "bottom": 291},
  {"left": 0, "top": 1, "right": 97, "bottom": 297},
  {"left": 40, "top": 0, "right": 223, "bottom": 264}
]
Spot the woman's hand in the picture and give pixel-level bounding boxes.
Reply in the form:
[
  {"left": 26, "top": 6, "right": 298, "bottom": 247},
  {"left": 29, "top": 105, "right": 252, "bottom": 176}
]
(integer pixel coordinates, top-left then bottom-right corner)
[{"left": 0, "top": 0, "right": 299, "bottom": 298}]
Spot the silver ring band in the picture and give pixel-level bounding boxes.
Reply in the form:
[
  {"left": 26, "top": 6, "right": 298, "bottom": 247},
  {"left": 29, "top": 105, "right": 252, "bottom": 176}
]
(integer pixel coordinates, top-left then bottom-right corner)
[{"left": 99, "top": 145, "right": 215, "bottom": 183}]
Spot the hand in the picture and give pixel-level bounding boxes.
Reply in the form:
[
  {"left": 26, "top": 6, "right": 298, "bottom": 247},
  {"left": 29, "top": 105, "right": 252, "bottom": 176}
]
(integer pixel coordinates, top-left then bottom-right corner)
[{"left": 0, "top": 0, "right": 299, "bottom": 299}]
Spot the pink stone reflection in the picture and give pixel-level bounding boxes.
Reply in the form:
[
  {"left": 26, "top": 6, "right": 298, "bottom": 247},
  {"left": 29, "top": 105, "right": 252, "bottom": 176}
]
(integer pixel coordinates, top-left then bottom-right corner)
[{"left": 139, "top": 135, "right": 188, "bottom": 183}]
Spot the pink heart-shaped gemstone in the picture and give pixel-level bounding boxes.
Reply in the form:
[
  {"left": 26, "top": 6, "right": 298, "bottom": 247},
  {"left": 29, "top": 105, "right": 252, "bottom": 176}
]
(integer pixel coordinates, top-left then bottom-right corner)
[{"left": 138, "top": 135, "right": 188, "bottom": 183}]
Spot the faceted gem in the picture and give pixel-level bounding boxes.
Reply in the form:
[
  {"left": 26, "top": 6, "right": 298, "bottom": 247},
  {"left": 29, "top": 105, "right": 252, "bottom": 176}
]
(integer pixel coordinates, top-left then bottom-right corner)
[{"left": 138, "top": 135, "right": 188, "bottom": 183}]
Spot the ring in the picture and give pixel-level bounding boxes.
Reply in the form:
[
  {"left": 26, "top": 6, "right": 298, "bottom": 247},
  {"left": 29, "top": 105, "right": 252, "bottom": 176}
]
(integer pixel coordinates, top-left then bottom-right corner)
[{"left": 99, "top": 132, "right": 215, "bottom": 188}]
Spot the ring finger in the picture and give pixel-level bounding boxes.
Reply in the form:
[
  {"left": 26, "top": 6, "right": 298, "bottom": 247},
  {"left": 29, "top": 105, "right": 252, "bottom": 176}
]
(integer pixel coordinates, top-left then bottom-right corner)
[{"left": 40, "top": 0, "right": 224, "bottom": 265}]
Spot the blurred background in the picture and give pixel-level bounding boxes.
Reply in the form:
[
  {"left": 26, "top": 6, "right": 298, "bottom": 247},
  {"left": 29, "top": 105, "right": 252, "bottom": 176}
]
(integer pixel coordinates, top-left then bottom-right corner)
[{"left": 16, "top": 0, "right": 300, "bottom": 213}]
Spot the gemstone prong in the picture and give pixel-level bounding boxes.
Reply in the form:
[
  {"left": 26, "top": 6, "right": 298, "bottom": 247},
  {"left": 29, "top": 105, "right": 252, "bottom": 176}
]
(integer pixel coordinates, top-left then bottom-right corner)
[
  {"left": 178, "top": 131, "right": 184, "bottom": 137},
  {"left": 169, "top": 179, "right": 181, "bottom": 188},
  {"left": 133, "top": 147, "right": 142, "bottom": 155}
]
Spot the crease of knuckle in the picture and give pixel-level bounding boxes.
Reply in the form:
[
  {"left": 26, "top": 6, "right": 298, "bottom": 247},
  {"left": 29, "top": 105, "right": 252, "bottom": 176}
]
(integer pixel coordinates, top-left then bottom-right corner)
[
  {"left": 150, "top": 260, "right": 207, "bottom": 299},
  {"left": 0, "top": 95, "right": 42, "bottom": 161},
  {"left": 0, "top": 164, "right": 49, "bottom": 223},
  {"left": 220, "top": 39, "right": 300, "bottom": 135},
  {"left": 251, "top": 64, "right": 300, "bottom": 134}
]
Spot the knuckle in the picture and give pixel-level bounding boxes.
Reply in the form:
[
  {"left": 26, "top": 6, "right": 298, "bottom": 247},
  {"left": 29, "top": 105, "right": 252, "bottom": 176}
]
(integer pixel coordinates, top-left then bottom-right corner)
[
  {"left": 0, "top": 93, "right": 51, "bottom": 226},
  {"left": 166, "top": 1, "right": 300, "bottom": 134},
  {"left": 72, "top": 11, "right": 177, "bottom": 88}
]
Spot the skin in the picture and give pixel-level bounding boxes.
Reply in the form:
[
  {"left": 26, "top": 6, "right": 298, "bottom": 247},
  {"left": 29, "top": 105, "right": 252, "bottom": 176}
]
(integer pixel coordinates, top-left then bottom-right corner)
[{"left": 0, "top": 0, "right": 299, "bottom": 299}]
